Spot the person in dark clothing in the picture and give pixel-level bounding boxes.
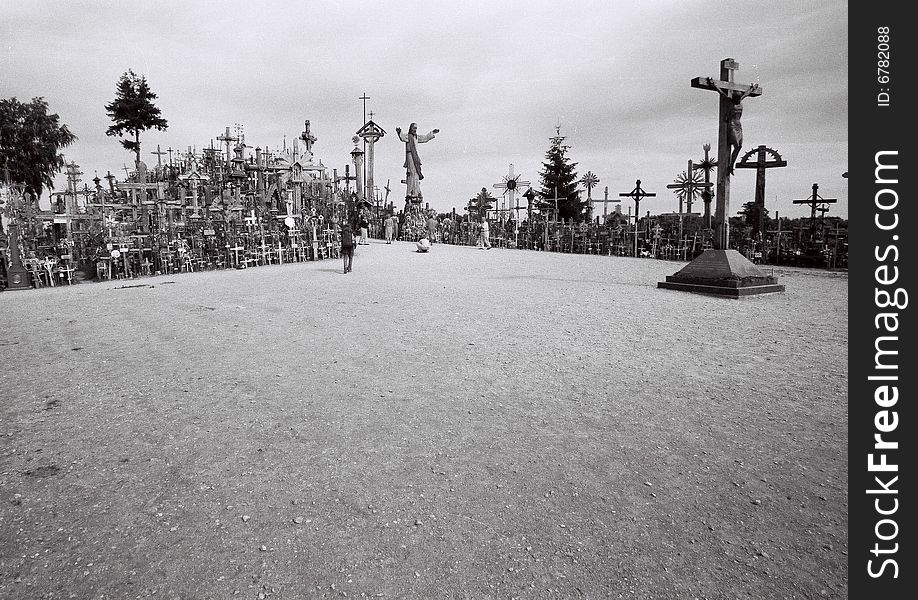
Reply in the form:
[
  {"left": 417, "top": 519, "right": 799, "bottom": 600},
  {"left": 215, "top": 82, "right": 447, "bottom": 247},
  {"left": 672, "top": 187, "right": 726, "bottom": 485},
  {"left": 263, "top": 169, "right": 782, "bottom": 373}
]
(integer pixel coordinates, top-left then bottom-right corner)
[{"left": 340, "top": 222, "right": 355, "bottom": 273}]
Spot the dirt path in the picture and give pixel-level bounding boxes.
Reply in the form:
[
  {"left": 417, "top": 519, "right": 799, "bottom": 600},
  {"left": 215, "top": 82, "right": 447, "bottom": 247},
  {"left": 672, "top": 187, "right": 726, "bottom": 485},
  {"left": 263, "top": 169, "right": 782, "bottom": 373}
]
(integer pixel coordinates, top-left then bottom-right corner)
[{"left": 0, "top": 241, "right": 848, "bottom": 599}]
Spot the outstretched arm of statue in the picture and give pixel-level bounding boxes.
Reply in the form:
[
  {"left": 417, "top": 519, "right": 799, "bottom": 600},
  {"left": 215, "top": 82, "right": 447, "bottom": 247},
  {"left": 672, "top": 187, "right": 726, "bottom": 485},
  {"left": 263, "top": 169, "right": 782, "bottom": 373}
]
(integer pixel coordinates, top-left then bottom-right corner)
[{"left": 417, "top": 130, "right": 438, "bottom": 143}]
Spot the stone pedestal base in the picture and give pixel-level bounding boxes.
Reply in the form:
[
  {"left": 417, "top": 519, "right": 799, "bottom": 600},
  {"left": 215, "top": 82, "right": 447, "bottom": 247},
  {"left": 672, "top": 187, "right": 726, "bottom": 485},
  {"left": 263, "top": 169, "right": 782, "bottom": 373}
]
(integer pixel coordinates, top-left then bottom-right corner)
[
  {"left": 3, "top": 264, "right": 33, "bottom": 291},
  {"left": 657, "top": 249, "right": 784, "bottom": 298}
]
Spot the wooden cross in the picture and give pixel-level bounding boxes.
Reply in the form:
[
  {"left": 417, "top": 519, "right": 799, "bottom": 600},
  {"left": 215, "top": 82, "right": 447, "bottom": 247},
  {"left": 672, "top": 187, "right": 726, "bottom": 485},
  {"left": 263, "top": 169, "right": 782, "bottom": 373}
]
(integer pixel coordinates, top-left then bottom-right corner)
[
  {"left": 244, "top": 209, "right": 258, "bottom": 228},
  {"left": 766, "top": 211, "right": 787, "bottom": 265},
  {"left": 337, "top": 164, "right": 356, "bottom": 194},
  {"left": 735, "top": 145, "right": 787, "bottom": 240},
  {"left": 216, "top": 127, "right": 238, "bottom": 165},
  {"left": 104, "top": 171, "right": 117, "bottom": 194},
  {"left": 792, "top": 183, "right": 837, "bottom": 241},
  {"left": 692, "top": 143, "right": 717, "bottom": 229},
  {"left": 151, "top": 144, "right": 167, "bottom": 171},
  {"left": 619, "top": 179, "right": 656, "bottom": 257},
  {"left": 590, "top": 186, "right": 610, "bottom": 224},
  {"left": 300, "top": 120, "right": 317, "bottom": 154},
  {"left": 492, "top": 164, "right": 531, "bottom": 217},
  {"left": 691, "top": 58, "right": 763, "bottom": 250},
  {"left": 359, "top": 93, "right": 370, "bottom": 124}
]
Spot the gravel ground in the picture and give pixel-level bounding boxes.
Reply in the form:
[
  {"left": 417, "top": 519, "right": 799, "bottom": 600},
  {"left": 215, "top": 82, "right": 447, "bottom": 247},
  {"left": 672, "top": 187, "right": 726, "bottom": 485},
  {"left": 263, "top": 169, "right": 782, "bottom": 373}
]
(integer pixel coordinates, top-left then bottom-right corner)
[{"left": 0, "top": 240, "right": 848, "bottom": 599}]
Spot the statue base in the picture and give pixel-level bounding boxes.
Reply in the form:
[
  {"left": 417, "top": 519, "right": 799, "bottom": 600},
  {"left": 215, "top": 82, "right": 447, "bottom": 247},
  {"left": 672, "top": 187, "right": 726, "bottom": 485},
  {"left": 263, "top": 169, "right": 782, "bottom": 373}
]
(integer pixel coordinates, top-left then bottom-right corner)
[
  {"left": 657, "top": 249, "right": 784, "bottom": 298},
  {"left": 3, "top": 264, "right": 33, "bottom": 291}
]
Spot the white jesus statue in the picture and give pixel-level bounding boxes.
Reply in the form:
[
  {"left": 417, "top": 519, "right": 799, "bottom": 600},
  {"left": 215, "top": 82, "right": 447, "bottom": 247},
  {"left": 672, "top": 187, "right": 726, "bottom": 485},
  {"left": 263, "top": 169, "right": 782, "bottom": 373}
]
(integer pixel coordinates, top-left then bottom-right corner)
[{"left": 396, "top": 122, "right": 439, "bottom": 204}]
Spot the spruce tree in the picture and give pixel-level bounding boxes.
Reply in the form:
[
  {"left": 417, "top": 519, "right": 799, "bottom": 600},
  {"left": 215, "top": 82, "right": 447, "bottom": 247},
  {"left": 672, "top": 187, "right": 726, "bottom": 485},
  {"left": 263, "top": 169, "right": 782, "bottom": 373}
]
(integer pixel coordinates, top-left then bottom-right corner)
[
  {"left": 537, "top": 127, "right": 584, "bottom": 221},
  {"left": 105, "top": 70, "right": 168, "bottom": 164}
]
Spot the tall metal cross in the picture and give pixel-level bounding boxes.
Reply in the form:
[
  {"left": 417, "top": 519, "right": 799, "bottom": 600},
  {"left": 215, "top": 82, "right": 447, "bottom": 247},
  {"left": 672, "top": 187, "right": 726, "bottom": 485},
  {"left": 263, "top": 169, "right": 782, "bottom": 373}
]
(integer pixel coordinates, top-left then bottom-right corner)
[
  {"left": 691, "top": 58, "right": 763, "bottom": 250},
  {"left": 792, "top": 183, "right": 837, "bottom": 241},
  {"left": 666, "top": 160, "right": 711, "bottom": 215},
  {"left": 619, "top": 179, "right": 656, "bottom": 257},
  {"left": 692, "top": 143, "right": 717, "bottom": 229},
  {"left": 493, "top": 164, "right": 531, "bottom": 218},
  {"left": 666, "top": 161, "right": 709, "bottom": 253},
  {"left": 735, "top": 145, "right": 787, "bottom": 240}
]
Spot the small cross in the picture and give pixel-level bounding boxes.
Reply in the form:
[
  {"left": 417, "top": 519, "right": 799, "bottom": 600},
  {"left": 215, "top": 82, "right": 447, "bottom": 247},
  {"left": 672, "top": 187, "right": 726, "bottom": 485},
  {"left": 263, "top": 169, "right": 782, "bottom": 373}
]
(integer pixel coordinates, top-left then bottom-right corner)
[
  {"left": 792, "top": 183, "right": 837, "bottom": 240},
  {"left": 359, "top": 92, "right": 370, "bottom": 124}
]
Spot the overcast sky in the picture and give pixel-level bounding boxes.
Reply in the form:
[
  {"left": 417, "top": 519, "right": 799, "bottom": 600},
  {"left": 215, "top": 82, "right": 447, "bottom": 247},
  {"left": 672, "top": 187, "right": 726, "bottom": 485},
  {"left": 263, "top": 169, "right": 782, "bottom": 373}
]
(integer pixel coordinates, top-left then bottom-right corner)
[{"left": 2, "top": 0, "right": 847, "bottom": 219}]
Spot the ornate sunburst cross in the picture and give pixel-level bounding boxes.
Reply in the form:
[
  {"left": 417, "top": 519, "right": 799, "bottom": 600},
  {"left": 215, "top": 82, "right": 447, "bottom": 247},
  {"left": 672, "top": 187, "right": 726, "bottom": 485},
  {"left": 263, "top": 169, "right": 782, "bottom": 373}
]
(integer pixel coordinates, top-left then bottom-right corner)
[
  {"left": 666, "top": 160, "right": 711, "bottom": 215},
  {"left": 493, "top": 164, "right": 531, "bottom": 220}
]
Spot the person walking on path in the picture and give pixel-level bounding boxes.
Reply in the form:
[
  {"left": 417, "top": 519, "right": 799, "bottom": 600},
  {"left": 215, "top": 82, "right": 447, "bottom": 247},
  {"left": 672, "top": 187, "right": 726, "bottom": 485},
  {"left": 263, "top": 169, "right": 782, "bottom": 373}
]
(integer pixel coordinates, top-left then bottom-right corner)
[
  {"left": 340, "top": 222, "right": 355, "bottom": 273},
  {"left": 478, "top": 217, "right": 492, "bottom": 250},
  {"left": 384, "top": 214, "right": 396, "bottom": 244}
]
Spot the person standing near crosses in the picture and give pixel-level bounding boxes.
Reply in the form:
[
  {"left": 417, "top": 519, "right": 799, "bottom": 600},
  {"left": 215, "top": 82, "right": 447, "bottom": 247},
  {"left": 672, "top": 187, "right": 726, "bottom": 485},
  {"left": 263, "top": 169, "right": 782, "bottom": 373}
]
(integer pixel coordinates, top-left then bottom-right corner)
[
  {"left": 340, "top": 221, "right": 355, "bottom": 273},
  {"left": 384, "top": 214, "right": 396, "bottom": 244},
  {"left": 396, "top": 123, "right": 439, "bottom": 204},
  {"left": 358, "top": 209, "right": 370, "bottom": 245},
  {"left": 426, "top": 213, "right": 439, "bottom": 243},
  {"left": 478, "top": 216, "right": 492, "bottom": 250}
]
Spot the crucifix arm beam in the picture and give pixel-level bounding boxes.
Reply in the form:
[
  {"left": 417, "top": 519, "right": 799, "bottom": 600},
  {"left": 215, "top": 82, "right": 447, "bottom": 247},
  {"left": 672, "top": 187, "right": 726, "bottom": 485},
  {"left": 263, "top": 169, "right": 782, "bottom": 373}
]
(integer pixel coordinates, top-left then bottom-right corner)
[
  {"left": 691, "top": 77, "right": 764, "bottom": 97},
  {"left": 735, "top": 160, "right": 787, "bottom": 169}
]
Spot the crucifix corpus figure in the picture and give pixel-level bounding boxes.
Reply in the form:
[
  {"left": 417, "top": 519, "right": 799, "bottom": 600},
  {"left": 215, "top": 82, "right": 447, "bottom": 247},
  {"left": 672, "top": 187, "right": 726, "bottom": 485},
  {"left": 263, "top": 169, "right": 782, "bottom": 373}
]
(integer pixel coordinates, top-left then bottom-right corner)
[
  {"left": 706, "top": 76, "right": 759, "bottom": 177},
  {"left": 396, "top": 123, "right": 439, "bottom": 204}
]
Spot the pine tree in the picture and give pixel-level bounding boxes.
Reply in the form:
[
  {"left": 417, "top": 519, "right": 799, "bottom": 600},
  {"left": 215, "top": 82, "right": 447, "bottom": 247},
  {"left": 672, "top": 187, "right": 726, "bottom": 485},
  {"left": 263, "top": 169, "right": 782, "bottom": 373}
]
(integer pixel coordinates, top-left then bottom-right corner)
[
  {"left": 537, "top": 127, "right": 584, "bottom": 221},
  {"left": 0, "top": 97, "right": 76, "bottom": 199},
  {"left": 105, "top": 70, "right": 168, "bottom": 164}
]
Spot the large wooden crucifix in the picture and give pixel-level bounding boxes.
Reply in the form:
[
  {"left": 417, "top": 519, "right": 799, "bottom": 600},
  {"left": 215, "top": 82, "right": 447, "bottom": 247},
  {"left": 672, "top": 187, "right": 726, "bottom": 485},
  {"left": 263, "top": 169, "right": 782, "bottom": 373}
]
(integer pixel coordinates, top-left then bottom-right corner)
[
  {"left": 735, "top": 145, "right": 787, "bottom": 240},
  {"left": 619, "top": 179, "right": 656, "bottom": 257},
  {"left": 792, "top": 183, "right": 837, "bottom": 241},
  {"left": 691, "top": 58, "right": 762, "bottom": 250},
  {"left": 216, "top": 127, "right": 239, "bottom": 167}
]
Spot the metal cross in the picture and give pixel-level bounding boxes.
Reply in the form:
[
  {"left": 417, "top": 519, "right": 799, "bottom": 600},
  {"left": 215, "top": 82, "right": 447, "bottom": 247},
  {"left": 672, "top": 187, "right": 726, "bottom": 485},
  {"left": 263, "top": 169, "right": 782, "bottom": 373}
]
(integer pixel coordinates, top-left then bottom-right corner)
[
  {"left": 619, "top": 179, "right": 656, "bottom": 257},
  {"left": 493, "top": 164, "right": 531, "bottom": 218},
  {"left": 792, "top": 183, "right": 837, "bottom": 241}
]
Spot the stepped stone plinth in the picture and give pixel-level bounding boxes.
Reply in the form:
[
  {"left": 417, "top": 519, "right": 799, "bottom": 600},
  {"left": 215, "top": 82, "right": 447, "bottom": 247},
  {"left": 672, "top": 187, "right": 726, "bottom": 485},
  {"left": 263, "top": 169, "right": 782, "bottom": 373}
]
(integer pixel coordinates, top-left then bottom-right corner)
[{"left": 657, "top": 249, "right": 785, "bottom": 298}]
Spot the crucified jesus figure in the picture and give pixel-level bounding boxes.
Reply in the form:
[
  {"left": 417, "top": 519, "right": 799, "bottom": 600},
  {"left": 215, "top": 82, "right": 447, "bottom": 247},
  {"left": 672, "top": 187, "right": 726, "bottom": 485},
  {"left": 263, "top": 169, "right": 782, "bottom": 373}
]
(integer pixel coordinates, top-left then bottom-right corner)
[{"left": 707, "top": 78, "right": 759, "bottom": 176}]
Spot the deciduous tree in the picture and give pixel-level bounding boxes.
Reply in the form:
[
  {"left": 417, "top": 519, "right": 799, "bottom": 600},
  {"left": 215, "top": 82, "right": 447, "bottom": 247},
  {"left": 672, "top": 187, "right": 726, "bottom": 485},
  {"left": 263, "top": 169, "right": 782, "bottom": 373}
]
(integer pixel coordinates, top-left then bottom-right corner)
[{"left": 0, "top": 97, "right": 76, "bottom": 200}]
